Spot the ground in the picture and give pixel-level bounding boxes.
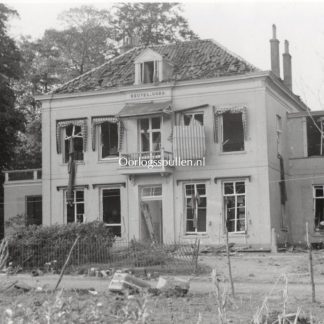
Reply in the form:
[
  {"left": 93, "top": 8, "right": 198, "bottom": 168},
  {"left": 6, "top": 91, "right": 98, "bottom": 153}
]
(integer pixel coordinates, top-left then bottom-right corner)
[{"left": 1, "top": 251, "right": 324, "bottom": 323}]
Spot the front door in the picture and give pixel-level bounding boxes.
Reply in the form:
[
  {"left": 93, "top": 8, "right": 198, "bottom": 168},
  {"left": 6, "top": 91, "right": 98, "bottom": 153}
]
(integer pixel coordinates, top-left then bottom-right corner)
[{"left": 140, "top": 185, "right": 163, "bottom": 243}]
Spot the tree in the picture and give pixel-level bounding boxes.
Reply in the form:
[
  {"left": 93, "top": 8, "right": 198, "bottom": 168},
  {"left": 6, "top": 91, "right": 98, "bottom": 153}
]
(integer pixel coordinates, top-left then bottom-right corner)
[
  {"left": 44, "top": 6, "right": 117, "bottom": 78},
  {"left": 0, "top": 4, "right": 25, "bottom": 172},
  {"left": 112, "top": 3, "right": 198, "bottom": 46}
]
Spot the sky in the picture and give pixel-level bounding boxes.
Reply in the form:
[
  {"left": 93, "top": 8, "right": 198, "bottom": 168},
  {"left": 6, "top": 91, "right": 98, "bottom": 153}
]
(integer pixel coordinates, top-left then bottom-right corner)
[{"left": 5, "top": 0, "right": 324, "bottom": 110}]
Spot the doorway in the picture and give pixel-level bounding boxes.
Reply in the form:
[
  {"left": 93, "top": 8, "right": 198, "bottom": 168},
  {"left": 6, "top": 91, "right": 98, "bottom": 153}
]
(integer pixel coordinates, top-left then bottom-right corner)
[{"left": 140, "top": 185, "right": 163, "bottom": 243}]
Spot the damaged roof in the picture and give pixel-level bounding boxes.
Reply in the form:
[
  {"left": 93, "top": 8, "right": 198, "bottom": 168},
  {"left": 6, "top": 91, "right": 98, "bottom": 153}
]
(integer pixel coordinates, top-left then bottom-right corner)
[{"left": 53, "top": 39, "right": 259, "bottom": 95}]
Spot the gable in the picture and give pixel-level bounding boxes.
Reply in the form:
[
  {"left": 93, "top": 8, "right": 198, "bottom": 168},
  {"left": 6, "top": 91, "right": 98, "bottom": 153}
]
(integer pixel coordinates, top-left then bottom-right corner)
[{"left": 134, "top": 48, "right": 163, "bottom": 63}]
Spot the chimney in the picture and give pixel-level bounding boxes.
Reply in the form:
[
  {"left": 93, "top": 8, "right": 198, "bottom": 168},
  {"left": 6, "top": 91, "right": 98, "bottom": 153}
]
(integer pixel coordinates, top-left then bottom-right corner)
[
  {"left": 283, "top": 40, "right": 292, "bottom": 90},
  {"left": 270, "top": 24, "right": 280, "bottom": 78}
]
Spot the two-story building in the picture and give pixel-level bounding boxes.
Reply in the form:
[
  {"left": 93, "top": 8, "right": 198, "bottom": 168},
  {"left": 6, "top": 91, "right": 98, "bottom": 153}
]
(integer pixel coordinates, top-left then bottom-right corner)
[{"left": 5, "top": 26, "right": 320, "bottom": 248}]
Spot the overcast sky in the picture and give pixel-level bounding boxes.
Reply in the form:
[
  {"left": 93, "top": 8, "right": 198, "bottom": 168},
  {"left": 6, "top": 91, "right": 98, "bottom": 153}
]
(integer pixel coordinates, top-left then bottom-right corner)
[{"left": 6, "top": 0, "right": 324, "bottom": 110}]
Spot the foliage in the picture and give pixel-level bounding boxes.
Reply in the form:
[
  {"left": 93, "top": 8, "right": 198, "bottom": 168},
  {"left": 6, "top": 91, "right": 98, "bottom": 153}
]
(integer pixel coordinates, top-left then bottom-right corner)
[
  {"left": 0, "top": 4, "right": 25, "bottom": 173},
  {"left": 44, "top": 6, "right": 117, "bottom": 78},
  {"left": 7, "top": 221, "right": 115, "bottom": 269},
  {"left": 112, "top": 2, "right": 198, "bottom": 45}
]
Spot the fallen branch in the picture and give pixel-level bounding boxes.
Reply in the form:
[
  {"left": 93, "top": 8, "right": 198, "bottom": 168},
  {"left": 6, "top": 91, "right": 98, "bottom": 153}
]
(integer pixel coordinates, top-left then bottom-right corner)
[{"left": 54, "top": 236, "right": 80, "bottom": 291}]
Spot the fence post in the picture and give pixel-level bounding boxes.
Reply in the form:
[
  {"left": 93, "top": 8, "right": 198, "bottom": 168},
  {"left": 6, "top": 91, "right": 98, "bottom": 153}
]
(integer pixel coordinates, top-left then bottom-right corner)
[{"left": 194, "top": 239, "right": 200, "bottom": 273}]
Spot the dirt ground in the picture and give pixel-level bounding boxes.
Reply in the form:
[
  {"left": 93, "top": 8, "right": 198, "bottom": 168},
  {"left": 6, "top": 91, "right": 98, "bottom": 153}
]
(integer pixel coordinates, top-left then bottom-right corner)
[{"left": 1, "top": 251, "right": 324, "bottom": 323}]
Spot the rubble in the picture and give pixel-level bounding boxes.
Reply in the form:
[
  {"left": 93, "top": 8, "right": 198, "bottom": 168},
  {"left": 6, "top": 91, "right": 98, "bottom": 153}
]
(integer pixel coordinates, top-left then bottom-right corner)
[
  {"left": 108, "top": 271, "right": 152, "bottom": 293},
  {"left": 156, "top": 276, "right": 190, "bottom": 297}
]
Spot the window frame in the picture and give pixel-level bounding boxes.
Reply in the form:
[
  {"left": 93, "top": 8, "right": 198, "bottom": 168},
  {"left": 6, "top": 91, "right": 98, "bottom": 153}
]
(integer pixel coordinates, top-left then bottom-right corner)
[
  {"left": 139, "top": 116, "right": 162, "bottom": 154},
  {"left": 98, "top": 122, "right": 119, "bottom": 161},
  {"left": 220, "top": 112, "right": 245, "bottom": 153},
  {"left": 64, "top": 189, "right": 85, "bottom": 223},
  {"left": 140, "top": 60, "right": 159, "bottom": 84},
  {"left": 183, "top": 112, "right": 204, "bottom": 126},
  {"left": 100, "top": 187, "right": 122, "bottom": 237},
  {"left": 223, "top": 180, "right": 247, "bottom": 234},
  {"left": 313, "top": 185, "right": 324, "bottom": 231},
  {"left": 63, "top": 125, "right": 84, "bottom": 163},
  {"left": 25, "top": 195, "right": 42, "bottom": 226},
  {"left": 184, "top": 183, "right": 207, "bottom": 234}
]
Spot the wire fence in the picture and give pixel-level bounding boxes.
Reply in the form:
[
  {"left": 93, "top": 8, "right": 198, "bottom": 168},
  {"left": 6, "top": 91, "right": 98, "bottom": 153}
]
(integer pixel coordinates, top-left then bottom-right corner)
[{"left": 6, "top": 238, "right": 200, "bottom": 273}]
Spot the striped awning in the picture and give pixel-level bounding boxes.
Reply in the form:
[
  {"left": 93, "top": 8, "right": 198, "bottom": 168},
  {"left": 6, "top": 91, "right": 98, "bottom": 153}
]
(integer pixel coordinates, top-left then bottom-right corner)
[
  {"left": 213, "top": 106, "right": 247, "bottom": 142},
  {"left": 91, "top": 116, "right": 125, "bottom": 151},
  {"left": 117, "top": 101, "right": 172, "bottom": 118},
  {"left": 56, "top": 119, "right": 87, "bottom": 154},
  {"left": 173, "top": 121, "right": 206, "bottom": 159}
]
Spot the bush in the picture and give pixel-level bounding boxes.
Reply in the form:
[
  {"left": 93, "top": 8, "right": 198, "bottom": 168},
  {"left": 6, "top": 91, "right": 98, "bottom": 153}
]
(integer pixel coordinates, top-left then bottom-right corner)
[{"left": 7, "top": 221, "right": 115, "bottom": 270}]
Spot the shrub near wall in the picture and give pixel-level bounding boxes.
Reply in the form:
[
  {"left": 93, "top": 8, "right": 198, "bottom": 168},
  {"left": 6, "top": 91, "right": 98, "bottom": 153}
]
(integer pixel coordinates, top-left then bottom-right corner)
[{"left": 7, "top": 221, "right": 115, "bottom": 270}]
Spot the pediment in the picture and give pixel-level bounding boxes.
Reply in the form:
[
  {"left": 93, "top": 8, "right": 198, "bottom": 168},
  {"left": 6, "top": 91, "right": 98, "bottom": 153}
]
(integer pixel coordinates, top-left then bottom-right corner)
[{"left": 134, "top": 48, "right": 163, "bottom": 63}]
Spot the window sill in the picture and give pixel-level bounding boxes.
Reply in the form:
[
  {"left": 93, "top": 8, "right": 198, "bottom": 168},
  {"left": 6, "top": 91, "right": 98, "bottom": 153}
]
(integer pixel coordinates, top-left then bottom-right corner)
[
  {"left": 184, "top": 233, "right": 208, "bottom": 237},
  {"left": 219, "top": 151, "right": 246, "bottom": 156},
  {"left": 228, "top": 231, "right": 247, "bottom": 236},
  {"left": 98, "top": 157, "right": 119, "bottom": 164}
]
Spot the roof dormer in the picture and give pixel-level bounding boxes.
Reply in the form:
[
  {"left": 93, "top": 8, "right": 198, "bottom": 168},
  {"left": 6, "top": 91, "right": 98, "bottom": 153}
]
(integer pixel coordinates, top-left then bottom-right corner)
[{"left": 134, "top": 48, "right": 173, "bottom": 85}]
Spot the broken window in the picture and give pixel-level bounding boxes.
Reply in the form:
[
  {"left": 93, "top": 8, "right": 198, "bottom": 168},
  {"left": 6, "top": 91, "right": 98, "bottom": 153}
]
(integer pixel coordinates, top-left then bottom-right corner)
[
  {"left": 183, "top": 113, "right": 204, "bottom": 126},
  {"left": 66, "top": 189, "right": 84, "bottom": 223},
  {"left": 100, "top": 122, "right": 118, "bottom": 159},
  {"left": 307, "top": 116, "right": 324, "bottom": 156},
  {"left": 223, "top": 181, "right": 246, "bottom": 233},
  {"left": 140, "top": 117, "right": 161, "bottom": 155},
  {"left": 64, "top": 125, "right": 84, "bottom": 163},
  {"left": 102, "top": 188, "right": 121, "bottom": 237},
  {"left": 140, "top": 61, "right": 158, "bottom": 83},
  {"left": 222, "top": 112, "right": 245, "bottom": 152},
  {"left": 26, "top": 195, "right": 42, "bottom": 226},
  {"left": 313, "top": 185, "right": 324, "bottom": 231},
  {"left": 185, "top": 183, "right": 207, "bottom": 233}
]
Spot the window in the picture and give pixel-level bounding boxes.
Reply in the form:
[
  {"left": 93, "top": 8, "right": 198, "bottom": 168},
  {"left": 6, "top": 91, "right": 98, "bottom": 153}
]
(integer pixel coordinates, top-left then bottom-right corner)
[
  {"left": 26, "top": 195, "right": 42, "bottom": 226},
  {"left": 313, "top": 185, "right": 324, "bottom": 231},
  {"left": 140, "top": 61, "right": 158, "bottom": 83},
  {"left": 307, "top": 116, "right": 324, "bottom": 156},
  {"left": 64, "top": 125, "right": 84, "bottom": 163},
  {"left": 183, "top": 113, "right": 204, "bottom": 126},
  {"left": 100, "top": 122, "right": 118, "bottom": 159},
  {"left": 185, "top": 183, "right": 207, "bottom": 233},
  {"left": 222, "top": 112, "right": 244, "bottom": 152},
  {"left": 102, "top": 188, "right": 121, "bottom": 237},
  {"left": 140, "top": 117, "right": 161, "bottom": 153},
  {"left": 65, "top": 190, "right": 84, "bottom": 223},
  {"left": 223, "top": 181, "right": 246, "bottom": 233}
]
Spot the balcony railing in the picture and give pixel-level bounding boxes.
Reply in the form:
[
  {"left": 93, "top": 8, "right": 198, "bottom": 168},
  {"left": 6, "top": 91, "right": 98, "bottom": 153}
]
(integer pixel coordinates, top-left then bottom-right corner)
[
  {"left": 118, "top": 149, "right": 174, "bottom": 175},
  {"left": 3, "top": 168, "right": 42, "bottom": 183}
]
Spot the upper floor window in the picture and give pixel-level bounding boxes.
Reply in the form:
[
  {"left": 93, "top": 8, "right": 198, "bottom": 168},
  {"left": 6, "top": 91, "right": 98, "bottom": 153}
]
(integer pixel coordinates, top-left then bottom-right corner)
[
  {"left": 139, "top": 117, "right": 161, "bottom": 152},
  {"left": 183, "top": 112, "right": 204, "bottom": 126},
  {"left": 222, "top": 112, "right": 245, "bottom": 152},
  {"left": 307, "top": 116, "right": 324, "bottom": 156},
  {"left": 100, "top": 122, "right": 118, "bottom": 159},
  {"left": 64, "top": 125, "right": 84, "bottom": 163},
  {"left": 140, "top": 61, "right": 159, "bottom": 84}
]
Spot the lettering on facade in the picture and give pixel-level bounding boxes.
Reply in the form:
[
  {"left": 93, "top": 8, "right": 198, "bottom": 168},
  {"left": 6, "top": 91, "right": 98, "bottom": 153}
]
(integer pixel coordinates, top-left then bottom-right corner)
[{"left": 129, "top": 90, "right": 167, "bottom": 99}]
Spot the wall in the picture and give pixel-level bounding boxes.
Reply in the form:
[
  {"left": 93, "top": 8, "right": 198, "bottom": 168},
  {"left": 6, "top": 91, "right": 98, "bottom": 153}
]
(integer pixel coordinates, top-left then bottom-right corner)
[{"left": 3, "top": 181, "right": 42, "bottom": 235}]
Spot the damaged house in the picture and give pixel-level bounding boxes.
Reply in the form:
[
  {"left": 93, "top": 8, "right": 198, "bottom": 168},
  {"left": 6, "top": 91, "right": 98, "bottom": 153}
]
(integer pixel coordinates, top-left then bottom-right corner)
[{"left": 3, "top": 26, "right": 323, "bottom": 248}]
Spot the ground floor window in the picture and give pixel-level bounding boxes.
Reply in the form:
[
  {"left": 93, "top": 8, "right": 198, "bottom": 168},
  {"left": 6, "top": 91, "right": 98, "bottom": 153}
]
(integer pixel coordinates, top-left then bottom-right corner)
[
  {"left": 66, "top": 190, "right": 84, "bottom": 223},
  {"left": 223, "top": 181, "right": 246, "bottom": 233},
  {"left": 185, "top": 183, "right": 207, "bottom": 233},
  {"left": 313, "top": 185, "right": 324, "bottom": 231},
  {"left": 26, "top": 195, "right": 42, "bottom": 225},
  {"left": 102, "top": 188, "right": 121, "bottom": 237}
]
